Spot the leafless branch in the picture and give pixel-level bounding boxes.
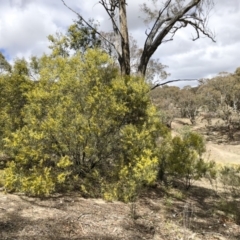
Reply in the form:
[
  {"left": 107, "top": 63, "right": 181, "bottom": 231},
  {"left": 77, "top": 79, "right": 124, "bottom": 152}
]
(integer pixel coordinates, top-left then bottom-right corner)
[
  {"left": 61, "top": 0, "right": 121, "bottom": 56},
  {"left": 145, "top": 0, "right": 172, "bottom": 47},
  {"left": 161, "top": 38, "right": 173, "bottom": 43},
  {"left": 99, "top": 0, "right": 122, "bottom": 37},
  {"left": 178, "top": 18, "right": 215, "bottom": 42},
  {"left": 138, "top": 0, "right": 216, "bottom": 76},
  {"left": 151, "top": 79, "right": 199, "bottom": 90}
]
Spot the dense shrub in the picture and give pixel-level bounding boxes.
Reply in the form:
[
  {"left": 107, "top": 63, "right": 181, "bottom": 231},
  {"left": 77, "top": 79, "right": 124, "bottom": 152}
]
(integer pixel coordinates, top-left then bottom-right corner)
[{"left": 4, "top": 49, "right": 166, "bottom": 200}]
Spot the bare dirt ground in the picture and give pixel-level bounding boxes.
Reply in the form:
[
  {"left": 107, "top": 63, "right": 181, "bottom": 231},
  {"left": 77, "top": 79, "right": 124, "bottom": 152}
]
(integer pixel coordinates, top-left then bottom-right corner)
[
  {"left": 0, "top": 184, "right": 239, "bottom": 240},
  {"left": 0, "top": 118, "right": 240, "bottom": 240}
]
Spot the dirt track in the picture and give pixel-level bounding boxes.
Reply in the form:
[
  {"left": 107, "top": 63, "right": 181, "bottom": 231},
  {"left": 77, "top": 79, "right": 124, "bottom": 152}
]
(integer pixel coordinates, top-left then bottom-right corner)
[
  {"left": 172, "top": 118, "right": 240, "bottom": 166},
  {"left": 205, "top": 143, "right": 240, "bottom": 165}
]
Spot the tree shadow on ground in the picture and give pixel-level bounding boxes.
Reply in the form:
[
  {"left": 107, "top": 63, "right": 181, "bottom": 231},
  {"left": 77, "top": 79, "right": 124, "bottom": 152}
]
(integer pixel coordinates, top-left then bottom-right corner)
[
  {"left": 1, "top": 183, "right": 240, "bottom": 240},
  {"left": 137, "top": 181, "right": 240, "bottom": 239},
  {"left": 164, "top": 183, "right": 240, "bottom": 239},
  {"left": 17, "top": 192, "right": 80, "bottom": 210},
  {"left": 0, "top": 192, "right": 125, "bottom": 240}
]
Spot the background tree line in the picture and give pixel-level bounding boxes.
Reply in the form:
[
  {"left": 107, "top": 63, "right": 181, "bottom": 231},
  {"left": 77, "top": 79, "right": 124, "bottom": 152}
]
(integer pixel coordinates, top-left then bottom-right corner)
[{"left": 151, "top": 67, "right": 240, "bottom": 139}]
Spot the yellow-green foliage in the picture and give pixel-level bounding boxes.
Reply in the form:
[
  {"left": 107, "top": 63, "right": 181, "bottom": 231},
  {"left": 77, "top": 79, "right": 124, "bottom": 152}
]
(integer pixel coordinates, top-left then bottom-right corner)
[
  {"left": 159, "top": 131, "right": 216, "bottom": 189},
  {"left": 102, "top": 121, "right": 160, "bottom": 202},
  {"left": 0, "top": 60, "right": 34, "bottom": 148},
  {"left": 4, "top": 49, "right": 165, "bottom": 198}
]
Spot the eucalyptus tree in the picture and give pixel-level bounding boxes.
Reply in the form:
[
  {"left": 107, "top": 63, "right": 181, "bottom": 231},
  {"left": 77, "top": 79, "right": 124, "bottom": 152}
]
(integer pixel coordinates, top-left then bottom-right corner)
[{"left": 62, "top": 0, "right": 215, "bottom": 79}]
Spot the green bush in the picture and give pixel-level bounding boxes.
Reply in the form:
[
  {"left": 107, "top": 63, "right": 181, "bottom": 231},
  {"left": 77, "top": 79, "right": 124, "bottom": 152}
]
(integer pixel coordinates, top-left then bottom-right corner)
[{"left": 158, "top": 131, "right": 216, "bottom": 189}]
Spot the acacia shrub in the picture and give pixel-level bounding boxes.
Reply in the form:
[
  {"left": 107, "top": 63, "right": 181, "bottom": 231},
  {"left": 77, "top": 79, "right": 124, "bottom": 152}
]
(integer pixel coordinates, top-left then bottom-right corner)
[{"left": 4, "top": 49, "right": 166, "bottom": 200}]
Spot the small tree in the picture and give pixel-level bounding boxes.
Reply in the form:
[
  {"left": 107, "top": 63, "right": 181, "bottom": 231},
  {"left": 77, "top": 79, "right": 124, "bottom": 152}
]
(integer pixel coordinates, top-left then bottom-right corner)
[
  {"left": 178, "top": 86, "right": 202, "bottom": 125},
  {"left": 151, "top": 85, "right": 181, "bottom": 128},
  {"left": 162, "top": 131, "right": 215, "bottom": 189}
]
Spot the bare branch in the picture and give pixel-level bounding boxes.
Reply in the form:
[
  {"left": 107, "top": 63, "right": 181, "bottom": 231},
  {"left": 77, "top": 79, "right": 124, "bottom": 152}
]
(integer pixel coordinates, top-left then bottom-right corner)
[
  {"left": 178, "top": 18, "right": 215, "bottom": 42},
  {"left": 151, "top": 79, "right": 199, "bottom": 91},
  {"left": 99, "top": 0, "right": 122, "bottom": 37},
  {"left": 138, "top": 0, "right": 215, "bottom": 76},
  {"left": 145, "top": 0, "right": 172, "bottom": 47},
  {"left": 61, "top": 0, "right": 121, "bottom": 57},
  {"left": 161, "top": 38, "right": 173, "bottom": 43}
]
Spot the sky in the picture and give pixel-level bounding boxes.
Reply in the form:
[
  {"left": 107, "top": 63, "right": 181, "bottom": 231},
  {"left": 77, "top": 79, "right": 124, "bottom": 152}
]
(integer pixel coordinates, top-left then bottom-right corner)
[{"left": 0, "top": 0, "right": 240, "bottom": 87}]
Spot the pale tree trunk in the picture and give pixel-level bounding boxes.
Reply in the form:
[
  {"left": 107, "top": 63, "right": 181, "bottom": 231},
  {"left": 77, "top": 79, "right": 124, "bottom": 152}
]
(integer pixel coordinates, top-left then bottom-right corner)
[{"left": 119, "top": 0, "right": 131, "bottom": 75}]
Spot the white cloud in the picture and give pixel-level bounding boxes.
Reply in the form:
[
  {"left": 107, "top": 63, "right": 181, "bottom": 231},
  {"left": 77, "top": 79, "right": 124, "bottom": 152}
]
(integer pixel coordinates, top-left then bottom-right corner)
[
  {"left": 1, "top": 5, "right": 51, "bottom": 58},
  {"left": 0, "top": 0, "right": 239, "bottom": 86}
]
